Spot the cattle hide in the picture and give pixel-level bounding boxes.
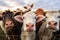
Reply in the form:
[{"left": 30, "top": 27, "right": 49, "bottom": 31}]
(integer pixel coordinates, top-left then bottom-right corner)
[
  {"left": 21, "top": 31, "right": 35, "bottom": 40},
  {"left": 38, "top": 16, "right": 59, "bottom": 40},
  {"left": 38, "top": 22, "right": 53, "bottom": 40}
]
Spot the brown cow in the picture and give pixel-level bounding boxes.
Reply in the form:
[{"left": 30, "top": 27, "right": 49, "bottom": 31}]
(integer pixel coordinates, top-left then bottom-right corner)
[
  {"left": 35, "top": 8, "right": 59, "bottom": 40},
  {"left": 0, "top": 10, "right": 23, "bottom": 40},
  {"left": 35, "top": 8, "right": 46, "bottom": 40}
]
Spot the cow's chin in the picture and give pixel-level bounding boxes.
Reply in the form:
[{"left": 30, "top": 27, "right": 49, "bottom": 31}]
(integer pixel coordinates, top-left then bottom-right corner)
[
  {"left": 48, "top": 26, "right": 56, "bottom": 30},
  {"left": 26, "top": 29, "right": 34, "bottom": 32}
]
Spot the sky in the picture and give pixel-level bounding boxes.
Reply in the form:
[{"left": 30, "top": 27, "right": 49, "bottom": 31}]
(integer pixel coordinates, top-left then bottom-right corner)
[{"left": 0, "top": 0, "right": 60, "bottom": 11}]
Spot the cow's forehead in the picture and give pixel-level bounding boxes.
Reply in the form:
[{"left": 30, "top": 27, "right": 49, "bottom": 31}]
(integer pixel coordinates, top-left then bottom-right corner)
[
  {"left": 23, "top": 11, "right": 36, "bottom": 17},
  {"left": 46, "top": 16, "right": 58, "bottom": 22}
]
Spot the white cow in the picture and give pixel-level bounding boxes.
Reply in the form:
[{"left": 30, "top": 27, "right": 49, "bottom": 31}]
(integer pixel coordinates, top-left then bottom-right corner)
[
  {"left": 38, "top": 14, "right": 59, "bottom": 40},
  {"left": 14, "top": 11, "right": 45, "bottom": 40}
]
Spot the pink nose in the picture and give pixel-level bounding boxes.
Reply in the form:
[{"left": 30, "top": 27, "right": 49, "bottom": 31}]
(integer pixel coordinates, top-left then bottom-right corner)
[
  {"left": 26, "top": 23, "right": 34, "bottom": 31},
  {"left": 48, "top": 22, "right": 57, "bottom": 28},
  {"left": 5, "top": 21, "right": 14, "bottom": 28},
  {"left": 26, "top": 23, "right": 34, "bottom": 27}
]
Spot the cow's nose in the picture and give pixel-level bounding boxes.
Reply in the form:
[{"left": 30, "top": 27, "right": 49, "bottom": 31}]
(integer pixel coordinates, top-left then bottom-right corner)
[
  {"left": 5, "top": 21, "right": 14, "bottom": 28},
  {"left": 26, "top": 23, "right": 34, "bottom": 27},
  {"left": 6, "top": 21, "right": 12, "bottom": 24},
  {"left": 48, "top": 22, "right": 57, "bottom": 28},
  {"left": 26, "top": 23, "right": 34, "bottom": 31}
]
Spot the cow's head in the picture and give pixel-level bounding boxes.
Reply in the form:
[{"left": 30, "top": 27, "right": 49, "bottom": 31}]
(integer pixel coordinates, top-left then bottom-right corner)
[
  {"left": 14, "top": 11, "right": 46, "bottom": 32},
  {"left": 0, "top": 10, "right": 15, "bottom": 30},
  {"left": 46, "top": 16, "right": 59, "bottom": 31},
  {"left": 35, "top": 8, "right": 46, "bottom": 22},
  {"left": 23, "top": 4, "right": 33, "bottom": 13}
]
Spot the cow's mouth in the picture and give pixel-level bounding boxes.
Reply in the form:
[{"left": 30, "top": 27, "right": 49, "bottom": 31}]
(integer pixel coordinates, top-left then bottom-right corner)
[
  {"left": 5, "top": 26, "right": 14, "bottom": 31},
  {"left": 48, "top": 27, "right": 56, "bottom": 30}
]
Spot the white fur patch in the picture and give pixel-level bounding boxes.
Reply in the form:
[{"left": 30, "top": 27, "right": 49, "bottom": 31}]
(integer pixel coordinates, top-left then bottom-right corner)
[
  {"left": 46, "top": 16, "right": 59, "bottom": 30},
  {"left": 22, "top": 11, "right": 36, "bottom": 31}
]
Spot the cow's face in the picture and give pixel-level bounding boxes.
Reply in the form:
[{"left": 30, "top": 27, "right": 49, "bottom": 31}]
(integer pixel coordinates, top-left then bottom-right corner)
[
  {"left": 4, "top": 17, "right": 14, "bottom": 30},
  {"left": 46, "top": 16, "right": 59, "bottom": 31},
  {"left": 23, "top": 11, "right": 36, "bottom": 31},
  {"left": 0, "top": 11, "right": 15, "bottom": 30}
]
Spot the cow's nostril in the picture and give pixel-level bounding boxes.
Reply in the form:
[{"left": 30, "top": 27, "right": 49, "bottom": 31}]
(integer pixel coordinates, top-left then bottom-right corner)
[
  {"left": 6, "top": 24, "right": 8, "bottom": 25},
  {"left": 26, "top": 24, "right": 34, "bottom": 27},
  {"left": 26, "top": 24, "right": 29, "bottom": 27},
  {"left": 10, "top": 22, "right": 13, "bottom": 24},
  {"left": 31, "top": 24, "right": 34, "bottom": 27}
]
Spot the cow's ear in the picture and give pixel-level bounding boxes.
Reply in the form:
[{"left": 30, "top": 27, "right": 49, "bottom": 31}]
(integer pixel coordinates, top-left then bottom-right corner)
[
  {"left": 31, "top": 4, "right": 33, "bottom": 8},
  {"left": 36, "top": 15, "right": 46, "bottom": 23},
  {"left": 14, "top": 15, "right": 23, "bottom": 22},
  {"left": 24, "top": 6, "right": 27, "bottom": 9}
]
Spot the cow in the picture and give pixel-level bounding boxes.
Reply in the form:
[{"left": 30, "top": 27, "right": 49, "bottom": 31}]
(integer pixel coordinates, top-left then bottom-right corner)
[
  {"left": 51, "top": 15, "right": 60, "bottom": 40},
  {"left": 35, "top": 8, "right": 59, "bottom": 40},
  {"left": 35, "top": 8, "right": 46, "bottom": 40},
  {"left": 38, "top": 13, "right": 59, "bottom": 40},
  {"left": 23, "top": 4, "right": 33, "bottom": 12},
  {"left": 0, "top": 10, "right": 23, "bottom": 40},
  {"left": 0, "top": 4, "right": 34, "bottom": 40},
  {"left": 13, "top": 4, "right": 33, "bottom": 16},
  {"left": 14, "top": 10, "right": 45, "bottom": 40}
]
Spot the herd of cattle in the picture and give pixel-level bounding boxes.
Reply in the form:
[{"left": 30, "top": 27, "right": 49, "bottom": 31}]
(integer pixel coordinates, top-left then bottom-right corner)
[{"left": 0, "top": 4, "right": 60, "bottom": 40}]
